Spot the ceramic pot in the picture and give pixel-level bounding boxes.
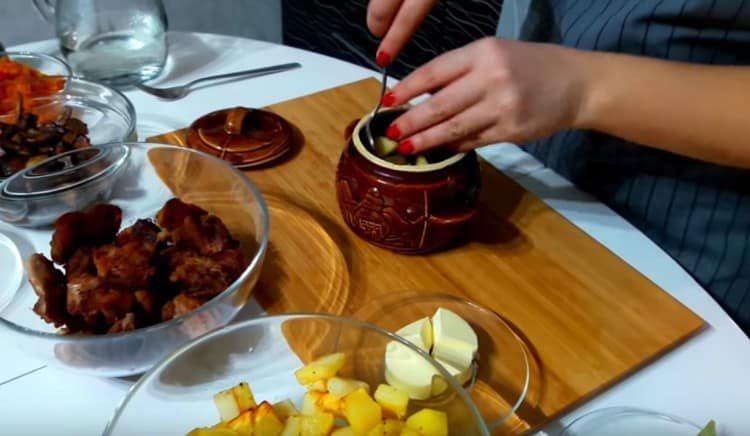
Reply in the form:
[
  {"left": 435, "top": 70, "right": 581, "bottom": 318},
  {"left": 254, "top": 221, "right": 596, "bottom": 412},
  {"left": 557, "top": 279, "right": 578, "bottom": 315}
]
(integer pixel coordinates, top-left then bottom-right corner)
[{"left": 336, "top": 108, "right": 480, "bottom": 254}]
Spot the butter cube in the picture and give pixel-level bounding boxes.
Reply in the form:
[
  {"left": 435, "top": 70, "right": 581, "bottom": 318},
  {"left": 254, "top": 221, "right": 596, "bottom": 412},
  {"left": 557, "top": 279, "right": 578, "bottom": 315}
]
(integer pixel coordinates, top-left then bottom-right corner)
[{"left": 431, "top": 308, "right": 477, "bottom": 370}]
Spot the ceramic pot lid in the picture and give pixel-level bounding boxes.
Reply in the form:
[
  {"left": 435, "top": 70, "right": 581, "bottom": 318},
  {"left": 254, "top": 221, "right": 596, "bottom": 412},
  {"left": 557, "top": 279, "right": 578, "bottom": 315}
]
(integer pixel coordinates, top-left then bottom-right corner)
[
  {"left": 2, "top": 145, "right": 129, "bottom": 197},
  {"left": 186, "top": 107, "right": 292, "bottom": 168}
]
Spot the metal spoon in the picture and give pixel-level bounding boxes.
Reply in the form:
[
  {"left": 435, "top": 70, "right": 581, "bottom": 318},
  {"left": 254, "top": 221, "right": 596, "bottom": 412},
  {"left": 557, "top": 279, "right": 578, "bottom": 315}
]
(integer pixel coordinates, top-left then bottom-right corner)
[
  {"left": 136, "top": 62, "right": 302, "bottom": 100},
  {"left": 365, "top": 67, "right": 389, "bottom": 151}
]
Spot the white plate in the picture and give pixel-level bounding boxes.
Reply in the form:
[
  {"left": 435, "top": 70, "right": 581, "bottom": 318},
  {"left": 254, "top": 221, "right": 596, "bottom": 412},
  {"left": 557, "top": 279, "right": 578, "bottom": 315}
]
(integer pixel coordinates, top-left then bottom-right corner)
[{"left": 0, "top": 232, "right": 23, "bottom": 312}]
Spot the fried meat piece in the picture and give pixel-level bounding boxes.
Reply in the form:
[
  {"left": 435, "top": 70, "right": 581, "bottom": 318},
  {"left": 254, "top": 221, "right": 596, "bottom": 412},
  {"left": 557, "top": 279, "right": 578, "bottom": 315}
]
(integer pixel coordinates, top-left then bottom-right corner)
[
  {"left": 134, "top": 289, "right": 158, "bottom": 317},
  {"left": 93, "top": 241, "right": 156, "bottom": 289},
  {"left": 66, "top": 274, "right": 134, "bottom": 325},
  {"left": 172, "top": 214, "right": 238, "bottom": 256},
  {"left": 166, "top": 250, "right": 242, "bottom": 298},
  {"left": 65, "top": 246, "right": 95, "bottom": 278},
  {"left": 155, "top": 198, "right": 206, "bottom": 231},
  {"left": 161, "top": 293, "right": 205, "bottom": 322},
  {"left": 108, "top": 313, "right": 137, "bottom": 333},
  {"left": 211, "top": 248, "right": 247, "bottom": 280},
  {"left": 51, "top": 204, "right": 122, "bottom": 263},
  {"left": 27, "top": 254, "right": 67, "bottom": 327},
  {"left": 115, "top": 219, "right": 160, "bottom": 246}
]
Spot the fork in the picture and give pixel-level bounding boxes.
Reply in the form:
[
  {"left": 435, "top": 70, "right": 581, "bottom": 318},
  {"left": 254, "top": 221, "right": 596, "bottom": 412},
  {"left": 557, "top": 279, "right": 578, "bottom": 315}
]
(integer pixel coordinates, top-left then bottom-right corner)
[{"left": 135, "top": 62, "right": 302, "bottom": 100}]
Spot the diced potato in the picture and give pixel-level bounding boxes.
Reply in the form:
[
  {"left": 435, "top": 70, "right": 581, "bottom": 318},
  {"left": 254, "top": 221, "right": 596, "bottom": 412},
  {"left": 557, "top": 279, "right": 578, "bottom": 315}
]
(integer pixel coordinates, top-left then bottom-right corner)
[
  {"left": 331, "top": 428, "right": 355, "bottom": 436},
  {"left": 342, "top": 389, "right": 382, "bottom": 434},
  {"left": 374, "top": 385, "right": 409, "bottom": 419},
  {"left": 405, "top": 409, "right": 448, "bottom": 436},
  {"left": 399, "top": 428, "right": 420, "bottom": 436},
  {"left": 302, "top": 392, "right": 325, "bottom": 415},
  {"left": 300, "top": 413, "right": 335, "bottom": 436},
  {"left": 415, "top": 156, "right": 429, "bottom": 166},
  {"left": 327, "top": 377, "right": 370, "bottom": 398},
  {"left": 383, "top": 420, "right": 405, "bottom": 436},
  {"left": 306, "top": 379, "right": 328, "bottom": 392},
  {"left": 273, "top": 399, "right": 300, "bottom": 420},
  {"left": 226, "top": 410, "right": 253, "bottom": 436},
  {"left": 295, "top": 353, "right": 347, "bottom": 385},
  {"left": 319, "top": 393, "right": 343, "bottom": 417},
  {"left": 232, "top": 382, "right": 257, "bottom": 411},
  {"left": 214, "top": 389, "right": 242, "bottom": 423},
  {"left": 281, "top": 416, "right": 303, "bottom": 436},
  {"left": 367, "top": 419, "right": 404, "bottom": 436},
  {"left": 375, "top": 137, "right": 399, "bottom": 157},
  {"left": 254, "top": 402, "right": 284, "bottom": 436}
]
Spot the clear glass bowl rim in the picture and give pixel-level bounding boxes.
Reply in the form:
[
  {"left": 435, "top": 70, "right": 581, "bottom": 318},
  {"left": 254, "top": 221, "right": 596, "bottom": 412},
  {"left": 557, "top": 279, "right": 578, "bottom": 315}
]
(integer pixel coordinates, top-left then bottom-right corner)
[
  {"left": 1, "top": 51, "right": 73, "bottom": 77},
  {"left": 0, "top": 142, "right": 270, "bottom": 343},
  {"left": 102, "top": 312, "right": 491, "bottom": 436},
  {"left": 560, "top": 406, "right": 702, "bottom": 435}
]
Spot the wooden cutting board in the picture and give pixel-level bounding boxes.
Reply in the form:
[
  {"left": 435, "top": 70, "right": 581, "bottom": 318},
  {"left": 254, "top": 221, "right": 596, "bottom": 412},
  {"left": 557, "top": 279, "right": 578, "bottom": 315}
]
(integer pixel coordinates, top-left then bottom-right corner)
[{"left": 149, "top": 78, "right": 704, "bottom": 433}]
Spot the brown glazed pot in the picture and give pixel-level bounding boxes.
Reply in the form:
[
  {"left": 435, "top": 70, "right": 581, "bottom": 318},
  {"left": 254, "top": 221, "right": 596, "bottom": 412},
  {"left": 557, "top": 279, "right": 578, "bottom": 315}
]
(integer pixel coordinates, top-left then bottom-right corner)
[{"left": 336, "top": 108, "right": 481, "bottom": 254}]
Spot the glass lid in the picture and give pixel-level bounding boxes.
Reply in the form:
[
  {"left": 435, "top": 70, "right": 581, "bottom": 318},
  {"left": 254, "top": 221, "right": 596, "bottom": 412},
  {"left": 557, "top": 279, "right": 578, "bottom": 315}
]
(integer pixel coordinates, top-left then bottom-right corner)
[{"left": 2, "top": 144, "right": 129, "bottom": 197}]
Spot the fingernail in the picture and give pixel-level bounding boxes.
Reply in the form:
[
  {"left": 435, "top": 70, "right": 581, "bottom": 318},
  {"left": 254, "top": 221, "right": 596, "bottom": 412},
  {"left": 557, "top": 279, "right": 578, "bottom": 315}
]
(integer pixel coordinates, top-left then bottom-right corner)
[
  {"left": 386, "top": 123, "right": 401, "bottom": 140},
  {"left": 381, "top": 91, "right": 396, "bottom": 107},
  {"left": 397, "top": 139, "right": 414, "bottom": 155},
  {"left": 376, "top": 51, "right": 391, "bottom": 68}
]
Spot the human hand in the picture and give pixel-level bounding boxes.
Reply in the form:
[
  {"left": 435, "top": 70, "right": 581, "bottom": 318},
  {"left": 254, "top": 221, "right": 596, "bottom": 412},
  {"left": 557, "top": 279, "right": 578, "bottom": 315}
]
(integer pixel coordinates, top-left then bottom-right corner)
[
  {"left": 367, "top": 0, "right": 438, "bottom": 67},
  {"left": 381, "top": 37, "right": 593, "bottom": 154}
]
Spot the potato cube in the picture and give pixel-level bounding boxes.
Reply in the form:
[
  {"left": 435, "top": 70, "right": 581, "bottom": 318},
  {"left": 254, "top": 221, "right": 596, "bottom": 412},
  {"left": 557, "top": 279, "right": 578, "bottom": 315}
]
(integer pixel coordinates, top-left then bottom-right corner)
[
  {"left": 399, "top": 428, "right": 420, "bottom": 436},
  {"left": 327, "top": 377, "right": 370, "bottom": 398},
  {"left": 214, "top": 389, "right": 242, "bottom": 422},
  {"left": 374, "top": 385, "right": 409, "bottom": 419},
  {"left": 273, "top": 399, "right": 299, "bottom": 420},
  {"left": 300, "top": 412, "right": 335, "bottom": 436},
  {"left": 331, "top": 428, "right": 355, "bottom": 436},
  {"left": 226, "top": 410, "right": 253, "bottom": 436},
  {"left": 232, "top": 382, "right": 257, "bottom": 411},
  {"left": 254, "top": 402, "right": 284, "bottom": 436},
  {"left": 295, "top": 353, "right": 347, "bottom": 385},
  {"left": 405, "top": 409, "right": 448, "bottom": 436},
  {"left": 281, "top": 416, "right": 303, "bottom": 436},
  {"left": 367, "top": 419, "right": 404, "bottom": 436},
  {"left": 319, "top": 394, "right": 343, "bottom": 417},
  {"left": 342, "top": 389, "right": 382, "bottom": 434},
  {"left": 306, "top": 379, "right": 328, "bottom": 392},
  {"left": 302, "top": 391, "right": 325, "bottom": 415}
]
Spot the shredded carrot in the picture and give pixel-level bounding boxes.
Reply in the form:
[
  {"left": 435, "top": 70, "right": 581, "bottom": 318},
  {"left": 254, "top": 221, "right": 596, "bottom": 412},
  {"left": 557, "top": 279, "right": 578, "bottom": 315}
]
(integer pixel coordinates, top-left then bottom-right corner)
[{"left": 0, "top": 58, "right": 65, "bottom": 118}]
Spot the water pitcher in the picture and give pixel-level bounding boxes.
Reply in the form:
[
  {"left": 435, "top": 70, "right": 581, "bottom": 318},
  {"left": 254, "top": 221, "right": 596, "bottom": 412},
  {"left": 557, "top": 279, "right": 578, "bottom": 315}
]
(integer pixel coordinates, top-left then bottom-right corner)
[{"left": 33, "top": 0, "right": 168, "bottom": 87}]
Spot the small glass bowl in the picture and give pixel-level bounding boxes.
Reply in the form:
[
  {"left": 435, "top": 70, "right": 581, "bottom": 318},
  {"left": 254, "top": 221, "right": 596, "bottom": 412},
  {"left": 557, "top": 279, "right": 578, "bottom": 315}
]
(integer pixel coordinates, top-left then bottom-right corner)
[
  {"left": 355, "top": 293, "right": 531, "bottom": 434},
  {"left": 560, "top": 407, "right": 703, "bottom": 435},
  {"left": 0, "top": 143, "right": 269, "bottom": 377},
  {"left": 104, "top": 314, "right": 491, "bottom": 436},
  {"left": 1, "top": 51, "right": 72, "bottom": 77},
  {"left": 0, "top": 76, "right": 137, "bottom": 142}
]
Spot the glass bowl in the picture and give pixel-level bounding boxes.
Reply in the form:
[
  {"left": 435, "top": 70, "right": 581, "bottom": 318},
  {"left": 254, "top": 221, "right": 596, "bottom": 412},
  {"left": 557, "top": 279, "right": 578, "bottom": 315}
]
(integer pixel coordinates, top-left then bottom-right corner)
[
  {"left": 355, "top": 293, "right": 531, "bottom": 434},
  {"left": 560, "top": 407, "right": 703, "bottom": 435},
  {"left": 1, "top": 51, "right": 72, "bottom": 76},
  {"left": 0, "top": 76, "right": 137, "bottom": 142},
  {"left": 0, "top": 143, "right": 269, "bottom": 377},
  {"left": 103, "top": 314, "right": 491, "bottom": 436}
]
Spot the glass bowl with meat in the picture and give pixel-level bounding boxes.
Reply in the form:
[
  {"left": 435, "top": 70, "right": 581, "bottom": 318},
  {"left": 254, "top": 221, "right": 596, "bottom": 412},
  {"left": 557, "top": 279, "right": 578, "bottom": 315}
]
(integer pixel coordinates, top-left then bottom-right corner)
[{"left": 0, "top": 143, "right": 269, "bottom": 377}]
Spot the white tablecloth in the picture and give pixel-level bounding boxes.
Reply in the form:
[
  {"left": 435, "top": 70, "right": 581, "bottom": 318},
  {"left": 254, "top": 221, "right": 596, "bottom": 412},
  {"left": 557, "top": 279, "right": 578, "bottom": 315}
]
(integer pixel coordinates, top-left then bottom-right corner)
[{"left": 0, "top": 32, "right": 747, "bottom": 435}]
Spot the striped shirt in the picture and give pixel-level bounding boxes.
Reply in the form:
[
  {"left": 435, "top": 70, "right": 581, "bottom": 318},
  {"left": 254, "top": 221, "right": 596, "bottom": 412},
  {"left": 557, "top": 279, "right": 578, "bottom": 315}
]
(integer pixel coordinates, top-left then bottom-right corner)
[{"left": 498, "top": 0, "right": 750, "bottom": 334}]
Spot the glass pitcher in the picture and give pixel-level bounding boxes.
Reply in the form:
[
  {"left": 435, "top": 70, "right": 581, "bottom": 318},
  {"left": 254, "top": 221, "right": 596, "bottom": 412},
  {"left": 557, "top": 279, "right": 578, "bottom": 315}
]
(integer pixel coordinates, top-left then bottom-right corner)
[{"left": 33, "top": 0, "right": 168, "bottom": 87}]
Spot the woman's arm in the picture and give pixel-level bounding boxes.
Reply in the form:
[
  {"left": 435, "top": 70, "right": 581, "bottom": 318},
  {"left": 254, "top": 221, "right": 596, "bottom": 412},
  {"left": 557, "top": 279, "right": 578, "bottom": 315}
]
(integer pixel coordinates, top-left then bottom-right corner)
[
  {"left": 580, "top": 53, "right": 750, "bottom": 168},
  {"left": 384, "top": 37, "right": 750, "bottom": 169}
]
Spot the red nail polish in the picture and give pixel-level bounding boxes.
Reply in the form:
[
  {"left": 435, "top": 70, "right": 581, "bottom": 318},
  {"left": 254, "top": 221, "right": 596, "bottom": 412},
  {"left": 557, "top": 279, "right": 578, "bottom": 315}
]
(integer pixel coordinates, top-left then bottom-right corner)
[
  {"left": 386, "top": 124, "right": 401, "bottom": 140},
  {"left": 376, "top": 51, "right": 391, "bottom": 68},
  {"left": 397, "top": 139, "right": 414, "bottom": 155},
  {"left": 381, "top": 91, "right": 396, "bottom": 107}
]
